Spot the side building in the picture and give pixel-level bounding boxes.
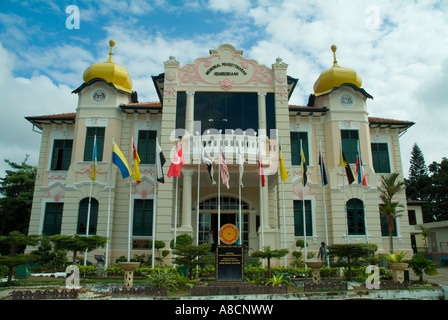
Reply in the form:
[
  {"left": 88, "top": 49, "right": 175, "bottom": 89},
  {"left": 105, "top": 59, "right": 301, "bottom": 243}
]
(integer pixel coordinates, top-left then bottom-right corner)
[{"left": 25, "top": 42, "right": 415, "bottom": 266}]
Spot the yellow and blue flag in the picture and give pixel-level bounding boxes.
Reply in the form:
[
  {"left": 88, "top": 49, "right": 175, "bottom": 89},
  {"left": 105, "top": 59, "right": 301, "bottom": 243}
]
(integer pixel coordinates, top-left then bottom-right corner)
[{"left": 113, "top": 142, "right": 131, "bottom": 179}]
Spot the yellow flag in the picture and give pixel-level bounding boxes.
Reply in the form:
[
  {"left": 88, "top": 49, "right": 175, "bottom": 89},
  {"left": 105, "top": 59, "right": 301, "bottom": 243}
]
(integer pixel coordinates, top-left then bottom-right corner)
[{"left": 279, "top": 150, "right": 289, "bottom": 184}]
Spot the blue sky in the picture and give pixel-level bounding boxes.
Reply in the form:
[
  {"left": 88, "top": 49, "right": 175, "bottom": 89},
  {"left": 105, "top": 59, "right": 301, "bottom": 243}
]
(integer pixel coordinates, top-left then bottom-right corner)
[{"left": 1, "top": 0, "right": 448, "bottom": 178}]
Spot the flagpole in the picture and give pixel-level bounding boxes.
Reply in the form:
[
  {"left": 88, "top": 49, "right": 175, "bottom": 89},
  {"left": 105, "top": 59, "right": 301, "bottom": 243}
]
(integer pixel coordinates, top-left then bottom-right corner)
[
  {"left": 340, "top": 141, "right": 349, "bottom": 244},
  {"left": 238, "top": 145, "right": 242, "bottom": 246},
  {"left": 358, "top": 141, "right": 369, "bottom": 245},
  {"left": 105, "top": 137, "right": 114, "bottom": 273},
  {"left": 320, "top": 140, "right": 330, "bottom": 266},
  {"left": 218, "top": 144, "right": 221, "bottom": 246},
  {"left": 196, "top": 132, "right": 201, "bottom": 246},
  {"left": 127, "top": 137, "right": 134, "bottom": 262},
  {"left": 300, "top": 139, "right": 307, "bottom": 270},
  {"left": 280, "top": 139, "right": 287, "bottom": 267},
  {"left": 174, "top": 175, "right": 178, "bottom": 267},
  {"left": 258, "top": 144, "right": 264, "bottom": 268},
  {"left": 84, "top": 134, "right": 96, "bottom": 266},
  {"left": 152, "top": 181, "right": 157, "bottom": 268}
]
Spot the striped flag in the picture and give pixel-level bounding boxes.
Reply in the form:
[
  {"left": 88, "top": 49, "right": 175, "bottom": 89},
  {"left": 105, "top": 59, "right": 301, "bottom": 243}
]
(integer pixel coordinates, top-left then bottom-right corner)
[
  {"left": 301, "top": 146, "right": 307, "bottom": 186},
  {"left": 318, "top": 150, "right": 328, "bottom": 186},
  {"left": 156, "top": 139, "right": 166, "bottom": 183},
  {"left": 356, "top": 151, "right": 368, "bottom": 187},
  {"left": 220, "top": 148, "right": 230, "bottom": 189},
  {"left": 112, "top": 142, "right": 131, "bottom": 179},
  {"left": 339, "top": 150, "right": 355, "bottom": 185}
]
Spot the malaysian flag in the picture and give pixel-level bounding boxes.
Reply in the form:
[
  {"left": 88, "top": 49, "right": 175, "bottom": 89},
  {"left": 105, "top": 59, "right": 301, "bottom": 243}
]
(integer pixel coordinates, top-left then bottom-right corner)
[{"left": 220, "top": 147, "right": 230, "bottom": 189}]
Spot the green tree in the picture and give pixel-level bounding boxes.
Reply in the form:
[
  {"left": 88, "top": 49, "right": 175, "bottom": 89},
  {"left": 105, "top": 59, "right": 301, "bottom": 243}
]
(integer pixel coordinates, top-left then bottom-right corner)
[
  {"left": 378, "top": 173, "right": 406, "bottom": 253},
  {"left": 251, "top": 246, "right": 289, "bottom": 278},
  {"left": 405, "top": 253, "right": 438, "bottom": 282},
  {"left": 50, "top": 234, "right": 107, "bottom": 265},
  {"left": 173, "top": 242, "right": 213, "bottom": 279},
  {"left": 327, "top": 243, "right": 375, "bottom": 280},
  {"left": 0, "top": 157, "right": 37, "bottom": 237},
  {"left": 428, "top": 158, "right": 448, "bottom": 221},
  {"left": 0, "top": 231, "right": 40, "bottom": 284}
]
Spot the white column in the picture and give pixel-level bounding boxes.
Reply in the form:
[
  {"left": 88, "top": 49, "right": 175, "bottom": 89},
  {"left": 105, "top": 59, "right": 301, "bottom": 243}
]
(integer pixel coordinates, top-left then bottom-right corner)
[
  {"left": 180, "top": 170, "right": 193, "bottom": 234},
  {"left": 185, "top": 90, "right": 195, "bottom": 135},
  {"left": 258, "top": 91, "right": 267, "bottom": 131}
]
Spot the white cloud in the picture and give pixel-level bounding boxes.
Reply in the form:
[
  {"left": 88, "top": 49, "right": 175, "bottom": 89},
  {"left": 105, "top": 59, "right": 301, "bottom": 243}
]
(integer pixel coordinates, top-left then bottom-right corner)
[{"left": 0, "top": 43, "right": 77, "bottom": 177}]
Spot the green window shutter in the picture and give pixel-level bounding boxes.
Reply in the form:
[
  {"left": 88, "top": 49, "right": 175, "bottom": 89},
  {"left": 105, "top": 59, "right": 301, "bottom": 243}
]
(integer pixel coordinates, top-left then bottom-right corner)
[
  {"left": 293, "top": 200, "right": 312, "bottom": 236},
  {"left": 43, "top": 203, "right": 64, "bottom": 236},
  {"left": 290, "top": 132, "right": 309, "bottom": 166},
  {"left": 380, "top": 214, "right": 397, "bottom": 236},
  {"left": 347, "top": 199, "right": 365, "bottom": 235},
  {"left": 371, "top": 143, "right": 391, "bottom": 173},
  {"left": 138, "top": 131, "right": 157, "bottom": 164},
  {"left": 341, "top": 130, "right": 359, "bottom": 163},
  {"left": 133, "top": 199, "right": 153, "bottom": 236},
  {"left": 51, "top": 140, "right": 73, "bottom": 170},
  {"left": 84, "top": 127, "right": 105, "bottom": 161},
  {"left": 77, "top": 198, "right": 99, "bottom": 235}
]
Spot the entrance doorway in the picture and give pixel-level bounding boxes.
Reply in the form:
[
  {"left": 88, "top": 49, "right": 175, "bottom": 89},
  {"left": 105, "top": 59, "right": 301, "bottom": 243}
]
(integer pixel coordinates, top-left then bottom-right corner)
[{"left": 198, "top": 196, "right": 249, "bottom": 247}]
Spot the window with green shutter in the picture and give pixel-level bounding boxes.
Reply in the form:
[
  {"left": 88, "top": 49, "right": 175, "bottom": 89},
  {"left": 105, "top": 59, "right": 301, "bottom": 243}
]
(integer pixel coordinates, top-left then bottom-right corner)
[
  {"left": 371, "top": 143, "right": 391, "bottom": 173},
  {"left": 51, "top": 139, "right": 72, "bottom": 170},
  {"left": 380, "top": 213, "right": 397, "bottom": 236},
  {"left": 42, "top": 203, "right": 63, "bottom": 236},
  {"left": 290, "top": 132, "right": 309, "bottom": 166},
  {"left": 84, "top": 127, "right": 105, "bottom": 161},
  {"left": 293, "top": 200, "right": 312, "bottom": 237},
  {"left": 347, "top": 199, "right": 365, "bottom": 235},
  {"left": 77, "top": 198, "right": 98, "bottom": 235},
  {"left": 133, "top": 199, "right": 153, "bottom": 236},
  {"left": 138, "top": 130, "right": 157, "bottom": 164},
  {"left": 341, "top": 130, "right": 359, "bottom": 163}
]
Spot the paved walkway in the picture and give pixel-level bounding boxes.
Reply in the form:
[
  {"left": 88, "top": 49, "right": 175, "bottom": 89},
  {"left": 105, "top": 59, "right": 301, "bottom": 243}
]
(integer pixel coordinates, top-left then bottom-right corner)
[{"left": 409, "top": 266, "right": 448, "bottom": 286}]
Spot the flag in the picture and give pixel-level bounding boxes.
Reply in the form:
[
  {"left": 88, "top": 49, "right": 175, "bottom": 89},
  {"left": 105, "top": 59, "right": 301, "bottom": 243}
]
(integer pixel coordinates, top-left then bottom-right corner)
[
  {"left": 132, "top": 142, "right": 141, "bottom": 184},
  {"left": 156, "top": 139, "right": 166, "bottom": 183},
  {"left": 356, "top": 151, "right": 368, "bottom": 187},
  {"left": 220, "top": 147, "right": 230, "bottom": 189},
  {"left": 202, "top": 149, "right": 216, "bottom": 184},
  {"left": 339, "top": 150, "right": 355, "bottom": 185},
  {"left": 258, "top": 150, "right": 265, "bottom": 187},
  {"left": 167, "top": 143, "right": 184, "bottom": 178},
  {"left": 318, "top": 150, "right": 328, "bottom": 186},
  {"left": 237, "top": 146, "right": 244, "bottom": 187},
  {"left": 301, "top": 147, "right": 307, "bottom": 186},
  {"left": 279, "top": 147, "right": 289, "bottom": 184},
  {"left": 91, "top": 136, "right": 97, "bottom": 181},
  {"left": 112, "top": 142, "right": 131, "bottom": 179}
]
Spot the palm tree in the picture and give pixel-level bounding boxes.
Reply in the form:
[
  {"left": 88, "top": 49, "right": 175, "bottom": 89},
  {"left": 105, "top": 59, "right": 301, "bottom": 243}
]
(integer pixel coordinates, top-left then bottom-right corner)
[
  {"left": 418, "top": 225, "right": 431, "bottom": 257},
  {"left": 378, "top": 173, "right": 406, "bottom": 253}
]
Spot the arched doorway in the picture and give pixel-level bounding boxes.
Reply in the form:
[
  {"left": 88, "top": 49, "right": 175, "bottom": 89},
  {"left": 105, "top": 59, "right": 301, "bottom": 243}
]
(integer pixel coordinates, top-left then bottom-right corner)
[{"left": 198, "top": 196, "right": 249, "bottom": 247}]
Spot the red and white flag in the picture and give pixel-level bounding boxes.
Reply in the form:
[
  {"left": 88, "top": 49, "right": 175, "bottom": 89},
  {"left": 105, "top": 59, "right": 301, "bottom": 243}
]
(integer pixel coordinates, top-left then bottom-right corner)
[
  {"left": 167, "top": 143, "right": 184, "bottom": 178},
  {"left": 220, "top": 148, "right": 230, "bottom": 189}
]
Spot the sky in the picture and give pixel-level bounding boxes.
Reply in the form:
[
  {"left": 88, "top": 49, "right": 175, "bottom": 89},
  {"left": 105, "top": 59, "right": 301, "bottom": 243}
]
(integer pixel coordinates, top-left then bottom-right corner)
[{"left": 0, "top": 0, "right": 447, "bottom": 179}]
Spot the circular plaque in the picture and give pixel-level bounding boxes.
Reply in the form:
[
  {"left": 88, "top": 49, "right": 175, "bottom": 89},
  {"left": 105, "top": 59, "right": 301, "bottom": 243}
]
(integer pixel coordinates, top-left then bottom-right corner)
[
  {"left": 219, "top": 224, "right": 239, "bottom": 245},
  {"left": 339, "top": 93, "right": 354, "bottom": 107},
  {"left": 91, "top": 88, "right": 107, "bottom": 104}
]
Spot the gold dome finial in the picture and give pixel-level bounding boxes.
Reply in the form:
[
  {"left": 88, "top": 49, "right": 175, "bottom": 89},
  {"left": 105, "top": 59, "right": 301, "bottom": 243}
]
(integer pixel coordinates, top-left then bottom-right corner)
[
  {"left": 331, "top": 44, "right": 338, "bottom": 67},
  {"left": 107, "top": 40, "right": 116, "bottom": 62}
]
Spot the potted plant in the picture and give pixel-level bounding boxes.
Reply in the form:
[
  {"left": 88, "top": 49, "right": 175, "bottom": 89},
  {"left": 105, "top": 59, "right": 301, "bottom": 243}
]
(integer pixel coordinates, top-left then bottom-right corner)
[{"left": 386, "top": 251, "right": 408, "bottom": 283}]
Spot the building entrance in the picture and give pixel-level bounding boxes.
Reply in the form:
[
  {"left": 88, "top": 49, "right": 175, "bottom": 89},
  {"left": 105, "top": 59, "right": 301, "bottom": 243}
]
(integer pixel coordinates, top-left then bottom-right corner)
[{"left": 198, "top": 196, "right": 249, "bottom": 247}]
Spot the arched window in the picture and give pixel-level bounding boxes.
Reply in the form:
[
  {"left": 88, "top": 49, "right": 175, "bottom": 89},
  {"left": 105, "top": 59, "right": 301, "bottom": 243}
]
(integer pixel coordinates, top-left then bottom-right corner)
[
  {"left": 346, "top": 199, "right": 365, "bottom": 235},
  {"left": 77, "top": 198, "right": 99, "bottom": 235}
]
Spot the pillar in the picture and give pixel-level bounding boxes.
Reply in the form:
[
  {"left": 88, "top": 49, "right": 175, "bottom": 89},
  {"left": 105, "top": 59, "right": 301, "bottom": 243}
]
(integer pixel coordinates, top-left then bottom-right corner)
[{"left": 179, "top": 170, "right": 193, "bottom": 234}]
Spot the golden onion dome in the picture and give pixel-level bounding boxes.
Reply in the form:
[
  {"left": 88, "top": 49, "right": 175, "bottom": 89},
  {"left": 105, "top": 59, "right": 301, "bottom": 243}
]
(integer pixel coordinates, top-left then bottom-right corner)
[
  {"left": 313, "top": 45, "right": 362, "bottom": 96},
  {"left": 82, "top": 40, "right": 133, "bottom": 94}
]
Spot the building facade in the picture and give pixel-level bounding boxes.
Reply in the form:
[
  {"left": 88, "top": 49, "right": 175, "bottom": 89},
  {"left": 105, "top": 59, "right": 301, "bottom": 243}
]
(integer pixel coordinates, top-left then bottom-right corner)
[{"left": 26, "top": 41, "right": 415, "bottom": 266}]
